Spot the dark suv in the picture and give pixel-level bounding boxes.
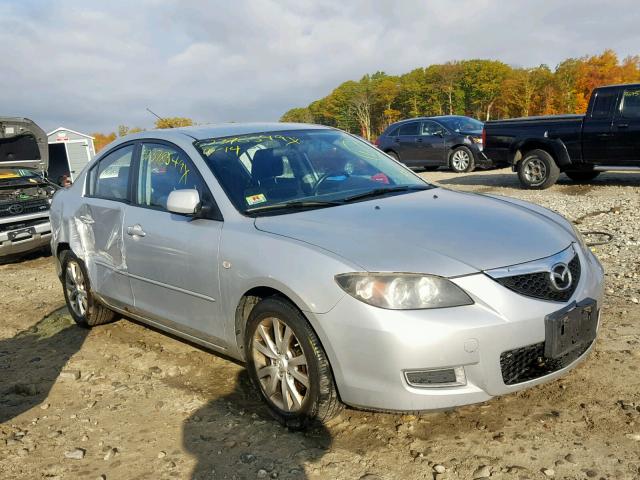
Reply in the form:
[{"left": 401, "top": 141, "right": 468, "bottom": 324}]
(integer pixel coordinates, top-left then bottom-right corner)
[{"left": 376, "top": 116, "right": 494, "bottom": 173}]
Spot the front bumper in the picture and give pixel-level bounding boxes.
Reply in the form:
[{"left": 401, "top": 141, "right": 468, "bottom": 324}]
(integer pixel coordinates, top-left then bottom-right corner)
[
  {"left": 0, "top": 212, "right": 52, "bottom": 257},
  {"left": 310, "top": 244, "right": 604, "bottom": 412}
]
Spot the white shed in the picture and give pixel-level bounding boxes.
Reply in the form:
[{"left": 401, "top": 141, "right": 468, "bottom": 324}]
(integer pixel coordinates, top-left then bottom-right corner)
[{"left": 47, "top": 127, "right": 96, "bottom": 182}]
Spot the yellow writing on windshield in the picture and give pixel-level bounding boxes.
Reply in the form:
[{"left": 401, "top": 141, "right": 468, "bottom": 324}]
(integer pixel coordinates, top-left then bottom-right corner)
[{"left": 201, "top": 135, "right": 302, "bottom": 157}]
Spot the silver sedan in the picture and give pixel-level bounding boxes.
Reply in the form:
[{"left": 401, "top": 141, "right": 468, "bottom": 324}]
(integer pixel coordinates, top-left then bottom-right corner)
[{"left": 49, "top": 123, "right": 604, "bottom": 428}]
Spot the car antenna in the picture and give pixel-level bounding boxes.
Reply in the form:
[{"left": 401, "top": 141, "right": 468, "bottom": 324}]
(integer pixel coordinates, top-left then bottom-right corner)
[{"left": 146, "top": 107, "right": 174, "bottom": 128}]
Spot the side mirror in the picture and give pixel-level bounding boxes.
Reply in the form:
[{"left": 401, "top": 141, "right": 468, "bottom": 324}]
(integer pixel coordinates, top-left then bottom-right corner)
[{"left": 167, "top": 189, "right": 201, "bottom": 215}]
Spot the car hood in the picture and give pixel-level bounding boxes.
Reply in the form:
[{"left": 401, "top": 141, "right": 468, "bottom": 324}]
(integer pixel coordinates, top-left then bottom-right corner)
[
  {"left": 0, "top": 117, "right": 48, "bottom": 171},
  {"left": 254, "top": 188, "right": 574, "bottom": 277}
]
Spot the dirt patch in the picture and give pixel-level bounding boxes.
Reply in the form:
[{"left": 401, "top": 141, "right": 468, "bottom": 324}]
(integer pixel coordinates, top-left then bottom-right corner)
[{"left": 1, "top": 168, "right": 639, "bottom": 479}]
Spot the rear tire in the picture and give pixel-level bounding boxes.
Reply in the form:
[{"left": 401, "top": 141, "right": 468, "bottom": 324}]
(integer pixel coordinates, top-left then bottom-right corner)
[
  {"left": 517, "top": 149, "right": 560, "bottom": 189},
  {"left": 449, "top": 146, "right": 475, "bottom": 173},
  {"left": 60, "top": 250, "right": 115, "bottom": 327},
  {"left": 565, "top": 171, "right": 600, "bottom": 182},
  {"left": 386, "top": 151, "right": 399, "bottom": 161},
  {"left": 245, "top": 297, "right": 342, "bottom": 429}
]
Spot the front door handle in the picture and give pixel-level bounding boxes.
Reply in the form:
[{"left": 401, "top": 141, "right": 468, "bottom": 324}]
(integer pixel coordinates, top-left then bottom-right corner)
[
  {"left": 616, "top": 123, "right": 629, "bottom": 128},
  {"left": 416, "top": 138, "right": 423, "bottom": 143},
  {"left": 126, "top": 225, "right": 146, "bottom": 237}
]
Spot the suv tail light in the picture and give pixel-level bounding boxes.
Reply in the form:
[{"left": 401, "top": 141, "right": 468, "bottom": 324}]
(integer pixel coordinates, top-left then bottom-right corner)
[
  {"left": 481, "top": 127, "right": 486, "bottom": 146},
  {"left": 373, "top": 137, "right": 380, "bottom": 147}
]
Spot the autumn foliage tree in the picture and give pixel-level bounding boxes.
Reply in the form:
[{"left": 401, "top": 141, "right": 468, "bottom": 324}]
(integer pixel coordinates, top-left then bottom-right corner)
[{"left": 281, "top": 50, "right": 640, "bottom": 140}]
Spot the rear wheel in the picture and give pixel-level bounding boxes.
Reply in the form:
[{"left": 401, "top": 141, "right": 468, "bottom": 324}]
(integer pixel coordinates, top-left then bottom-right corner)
[
  {"left": 517, "top": 149, "right": 560, "bottom": 189},
  {"left": 60, "top": 251, "right": 115, "bottom": 327},
  {"left": 386, "top": 151, "right": 399, "bottom": 161},
  {"left": 565, "top": 171, "right": 600, "bottom": 182},
  {"left": 245, "top": 297, "right": 342, "bottom": 429},
  {"left": 449, "top": 146, "right": 475, "bottom": 173}
]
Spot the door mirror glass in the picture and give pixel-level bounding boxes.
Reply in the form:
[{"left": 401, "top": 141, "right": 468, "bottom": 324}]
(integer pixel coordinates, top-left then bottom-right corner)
[{"left": 167, "top": 189, "right": 201, "bottom": 215}]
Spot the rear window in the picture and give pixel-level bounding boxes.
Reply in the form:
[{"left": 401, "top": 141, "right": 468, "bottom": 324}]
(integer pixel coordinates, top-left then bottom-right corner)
[{"left": 590, "top": 90, "right": 617, "bottom": 119}]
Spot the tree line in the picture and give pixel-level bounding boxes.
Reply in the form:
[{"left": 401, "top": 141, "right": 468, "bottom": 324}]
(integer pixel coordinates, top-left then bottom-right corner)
[
  {"left": 92, "top": 117, "right": 194, "bottom": 152},
  {"left": 280, "top": 50, "right": 640, "bottom": 140}
]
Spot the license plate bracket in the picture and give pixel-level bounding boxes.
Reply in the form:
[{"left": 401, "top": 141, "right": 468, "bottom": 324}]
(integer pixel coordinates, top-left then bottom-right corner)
[
  {"left": 544, "top": 298, "right": 598, "bottom": 359},
  {"left": 8, "top": 227, "right": 36, "bottom": 241}
]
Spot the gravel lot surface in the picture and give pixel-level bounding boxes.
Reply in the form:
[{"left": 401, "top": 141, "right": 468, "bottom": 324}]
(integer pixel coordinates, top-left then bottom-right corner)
[{"left": 1, "top": 167, "right": 639, "bottom": 480}]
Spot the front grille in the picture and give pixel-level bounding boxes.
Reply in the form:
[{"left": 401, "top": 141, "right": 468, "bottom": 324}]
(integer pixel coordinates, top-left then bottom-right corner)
[
  {"left": 0, "top": 199, "right": 49, "bottom": 218},
  {"left": 495, "top": 254, "right": 580, "bottom": 302},
  {"left": 500, "top": 340, "right": 592, "bottom": 385},
  {"left": 0, "top": 218, "right": 48, "bottom": 233}
]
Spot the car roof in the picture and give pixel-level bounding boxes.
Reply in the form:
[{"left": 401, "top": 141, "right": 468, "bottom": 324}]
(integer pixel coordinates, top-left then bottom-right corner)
[
  {"left": 385, "top": 115, "right": 478, "bottom": 129},
  {"left": 124, "top": 122, "right": 330, "bottom": 142}
]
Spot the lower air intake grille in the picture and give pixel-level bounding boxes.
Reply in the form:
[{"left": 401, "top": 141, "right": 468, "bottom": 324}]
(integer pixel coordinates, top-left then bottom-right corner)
[{"left": 500, "top": 340, "right": 592, "bottom": 385}]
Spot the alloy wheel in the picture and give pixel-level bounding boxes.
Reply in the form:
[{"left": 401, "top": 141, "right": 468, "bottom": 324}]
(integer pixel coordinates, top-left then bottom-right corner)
[
  {"left": 451, "top": 150, "right": 470, "bottom": 171},
  {"left": 65, "top": 260, "right": 88, "bottom": 318},
  {"left": 252, "top": 317, "right": 309, "bottom": 412},
  {"left": 523, "top": 158, "right": 547, "bottom": 185}
]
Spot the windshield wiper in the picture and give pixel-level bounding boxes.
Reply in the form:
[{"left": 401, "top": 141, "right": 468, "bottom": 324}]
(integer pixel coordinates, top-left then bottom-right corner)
[
  {"left": 245, "top": 200, "right": 343, "bottom": 215},
  {"left": 342, "top": 185, "right": 431, "bottom": 203}
]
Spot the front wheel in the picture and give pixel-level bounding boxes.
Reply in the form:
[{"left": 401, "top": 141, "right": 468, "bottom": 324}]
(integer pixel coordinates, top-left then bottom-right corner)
[
  {"left": 565, "top": 171, "right": 600, "bottom": 182},
  {"left": 60, "top": 251, "right": 115, "bottom": 327},
  {"left": 449, "top": 146, "right": 475, "bottom": 173},
  {"left": 245, "top": 297, "right": 342, "bottom": 429},
  {"left": 517, "top": 149, "right": 560, "bottom": 189}
]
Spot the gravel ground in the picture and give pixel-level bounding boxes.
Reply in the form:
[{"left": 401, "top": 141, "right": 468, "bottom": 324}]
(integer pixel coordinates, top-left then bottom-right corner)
[{"left": 1, "top": 167, "right": 639, "bottom": 480}]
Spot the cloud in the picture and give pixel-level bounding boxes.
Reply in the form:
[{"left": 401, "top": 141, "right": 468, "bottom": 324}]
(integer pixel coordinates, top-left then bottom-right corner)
[{"left": 0, "top": 0, "right": 638, "bottom": 133}]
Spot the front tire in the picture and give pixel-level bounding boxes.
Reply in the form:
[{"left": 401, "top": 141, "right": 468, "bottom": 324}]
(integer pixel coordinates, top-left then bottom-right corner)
[
  {"left": 449, "top": 146, "right": 475, "bottom": 173},
  {"left": 565, "top": 171, "right": 600, "bottom": 182},
  {"left": 245, "top": 297, "right": 342, "bottom": 429},
  {"left": 60, "top": 251, "right": 115, "bottom": 327},
  {"left": 517, "top": 149, "right": 560, "bottom": 189}
]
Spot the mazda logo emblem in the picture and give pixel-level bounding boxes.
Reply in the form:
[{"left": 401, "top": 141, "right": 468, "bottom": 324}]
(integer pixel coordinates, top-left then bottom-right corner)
[
  {"left": 8, "top": 204, "right": 24, "bottom": 215},
  {"left": 549, "top": 262, "right": 572, "bottom": 292}
]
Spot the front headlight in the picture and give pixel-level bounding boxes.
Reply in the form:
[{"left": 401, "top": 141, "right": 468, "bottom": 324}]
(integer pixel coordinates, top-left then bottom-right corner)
[{"left": 335, "top": 273, "right": 474, "bottom": 310}]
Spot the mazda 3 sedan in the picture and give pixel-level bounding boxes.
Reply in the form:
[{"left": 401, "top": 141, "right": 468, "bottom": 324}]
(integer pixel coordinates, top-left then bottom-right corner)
[
  {"left": 376, "top": 115, "right": 494, "bottom": 172},
  {"left": 50, "top": 123, "right": 604, "bottom": 428}
]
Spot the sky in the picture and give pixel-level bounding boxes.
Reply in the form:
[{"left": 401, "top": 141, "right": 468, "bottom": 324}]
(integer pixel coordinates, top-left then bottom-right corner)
[{"left": 1, "top": 0, "right": 639, "bottom": 134}]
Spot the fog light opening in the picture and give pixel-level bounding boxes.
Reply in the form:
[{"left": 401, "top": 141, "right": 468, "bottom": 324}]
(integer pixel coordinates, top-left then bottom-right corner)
[{"left": 404, "top": 366, "right": 467, "bottom": 388}]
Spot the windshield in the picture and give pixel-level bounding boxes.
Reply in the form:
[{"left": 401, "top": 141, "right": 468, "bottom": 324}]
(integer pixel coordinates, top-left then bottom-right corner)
[
  {"left": 438, "top": 117, "right": 483, "bottom": 133},
  {"left": 195, "top": 129, "right": 429, "bottom": 215},
  {"left": 0, "top": 168, "right": 42, "bottom": 183}
]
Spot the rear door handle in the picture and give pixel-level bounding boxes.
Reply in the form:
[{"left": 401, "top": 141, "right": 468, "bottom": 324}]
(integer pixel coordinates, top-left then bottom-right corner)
[
  {"left": 616, "top": 123, "right": 629, "bottom": 128},
  {"left": 416, "top": 138, "right": 423, "bottom": 143},
  {"left": 126, "top": 225, "right": 146, "bottom": 237}
]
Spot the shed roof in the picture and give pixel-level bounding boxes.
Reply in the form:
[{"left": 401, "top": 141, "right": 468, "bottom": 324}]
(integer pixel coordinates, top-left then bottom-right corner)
[{"left": 47, "top": 127, "right": 95, "bottom": 140}]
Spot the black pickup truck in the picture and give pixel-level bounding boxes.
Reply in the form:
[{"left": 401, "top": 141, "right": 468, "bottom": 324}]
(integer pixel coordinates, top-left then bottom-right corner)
[{"left": 483, "top": 83, "right": 640, "bottom": 188}]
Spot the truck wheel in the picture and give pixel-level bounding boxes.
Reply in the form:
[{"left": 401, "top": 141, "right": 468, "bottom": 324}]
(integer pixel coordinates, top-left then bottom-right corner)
[
  {"left": 60, "top": 250, "right": 115, "bottom": 328},
  {"left": 565, "top": 171, "right": 600, "bottom": 182},
  {"left": 245, "top": 297, "right": 342, "bottom": 429},
  {"left": 517, "top": 149, "right": 560, "bottom": 189},
  {"left": 449, "top": 146, "right": 475, "bottom": 173}
]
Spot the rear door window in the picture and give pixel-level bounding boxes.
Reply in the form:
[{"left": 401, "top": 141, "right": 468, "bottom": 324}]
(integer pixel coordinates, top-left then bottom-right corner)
[
  {"left": 398, "top": 122, "right": 419, "bottom": 136},
  {"left": 92, "top": 145, "right": 134, "bottom": 201},
  {"left": 620, "top": 88, "right": 640, "bottom": 119},
  {"left": 590, "top": 90, "right": 618, "bottom": 119}
]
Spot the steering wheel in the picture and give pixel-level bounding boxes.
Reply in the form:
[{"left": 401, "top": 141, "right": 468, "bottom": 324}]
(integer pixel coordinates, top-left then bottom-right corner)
[{"left": 312, "top": 171, "right": 350, "bottom": 194}]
